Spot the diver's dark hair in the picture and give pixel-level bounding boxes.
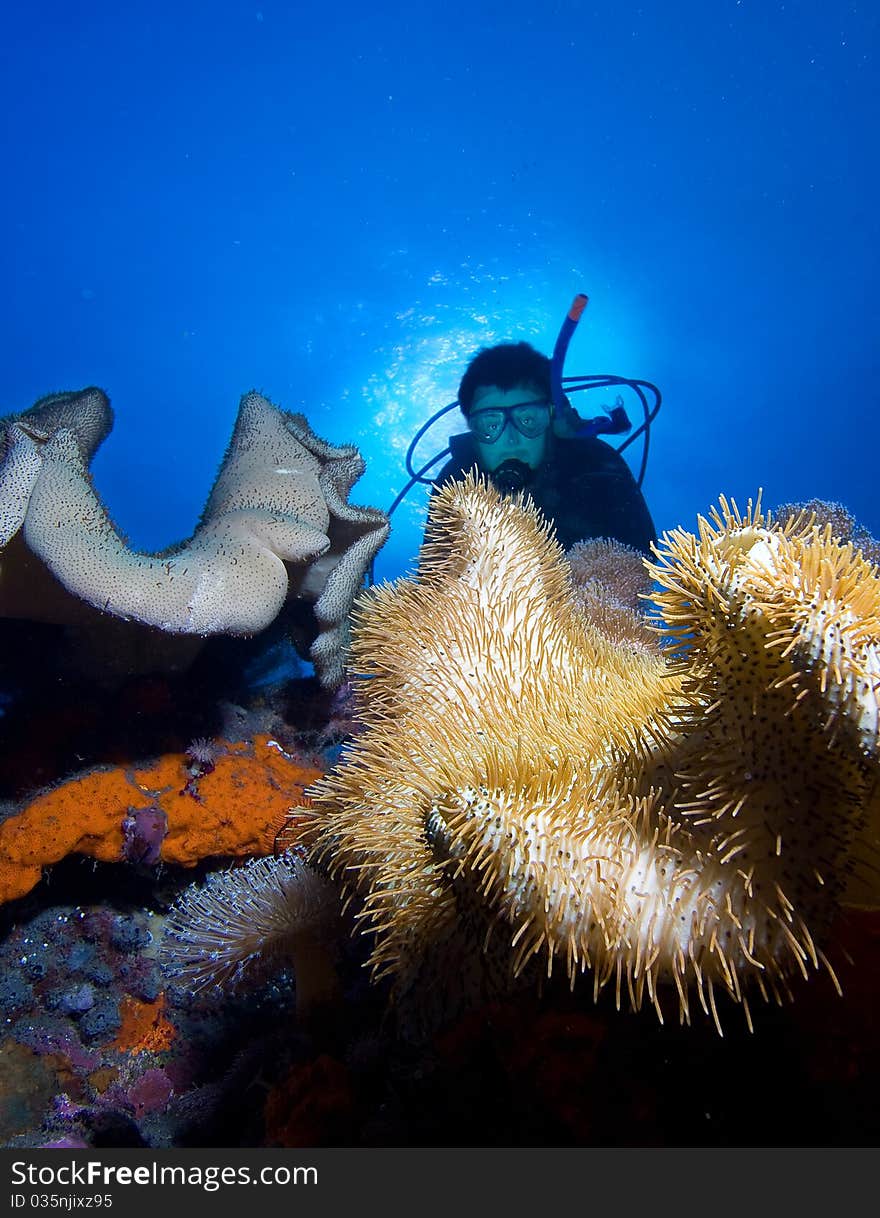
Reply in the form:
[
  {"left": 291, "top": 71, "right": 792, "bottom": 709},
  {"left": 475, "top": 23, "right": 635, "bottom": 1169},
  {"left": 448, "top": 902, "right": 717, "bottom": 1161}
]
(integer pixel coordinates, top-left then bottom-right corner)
[{"left": 457, "top": 341, "right": 552, "bottom": 415}]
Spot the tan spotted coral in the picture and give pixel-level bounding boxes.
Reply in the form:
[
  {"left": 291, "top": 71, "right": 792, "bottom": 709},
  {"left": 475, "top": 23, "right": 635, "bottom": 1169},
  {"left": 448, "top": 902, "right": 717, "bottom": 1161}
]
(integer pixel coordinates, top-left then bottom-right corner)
[
  {"left": 0, "top": 388, "right": 389, "bottom": 686},
  {"left": 647, "top": 496, "right": 880, "bottom": 916}
]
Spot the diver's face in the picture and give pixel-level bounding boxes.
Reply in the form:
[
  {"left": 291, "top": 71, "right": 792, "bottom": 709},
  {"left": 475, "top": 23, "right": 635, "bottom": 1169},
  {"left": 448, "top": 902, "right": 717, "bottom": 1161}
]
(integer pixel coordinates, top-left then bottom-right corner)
[{"left": 468, "top": 383, "right": 551, "bottom": 473}]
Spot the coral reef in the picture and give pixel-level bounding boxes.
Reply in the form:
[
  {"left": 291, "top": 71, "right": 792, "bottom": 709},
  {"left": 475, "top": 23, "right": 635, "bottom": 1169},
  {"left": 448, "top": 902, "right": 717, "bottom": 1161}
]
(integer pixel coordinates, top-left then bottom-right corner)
[
  {"left": 286, "top": 476, "right": 880, "bottom": 1034},
  {"left": 3, "top": 473, "right": 879, "bottom": 1149},
  {"left": 0, "top": 388, "right": 389, "bottom": 687},
  {"left": 0, "top": 645, "right": 347, "bottom": 1150},
  {"left": 0, "top": 736, "right": 321, "bottom": 904},
  {"left": 0, "top": 892, "right": 315, "bottom": 1148},
  {"left": 0, "top": 588, "right": 878, "bottom": 1150}
]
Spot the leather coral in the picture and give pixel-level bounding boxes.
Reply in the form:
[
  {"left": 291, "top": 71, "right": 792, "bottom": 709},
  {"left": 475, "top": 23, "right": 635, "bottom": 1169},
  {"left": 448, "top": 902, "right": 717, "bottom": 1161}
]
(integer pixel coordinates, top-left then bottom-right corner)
[
  {"left": 301, "top": 476, "right": 880, "bottom": 1032},
  {"left": 0, "top": 388, "right": 389, "bottom": 687}
]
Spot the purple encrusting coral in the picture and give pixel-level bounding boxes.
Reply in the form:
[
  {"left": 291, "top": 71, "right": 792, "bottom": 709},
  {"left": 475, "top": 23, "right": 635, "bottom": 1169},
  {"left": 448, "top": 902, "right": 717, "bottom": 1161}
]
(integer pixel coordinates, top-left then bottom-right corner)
[
  {"left": 0, "top": 866, "right": 312, "bottom": 1148},
  {"left": 48, "top": 982, "right": 97, "bottom": 1015},
  {"left": 106, "top": 1067, "right": 175, "bottom": 1120},
  {"left": 0, "top": 901, "right": 178, "bottom": 1145},
  {"left": 122, "top": 805, "right": 168, "bottom": 865}
]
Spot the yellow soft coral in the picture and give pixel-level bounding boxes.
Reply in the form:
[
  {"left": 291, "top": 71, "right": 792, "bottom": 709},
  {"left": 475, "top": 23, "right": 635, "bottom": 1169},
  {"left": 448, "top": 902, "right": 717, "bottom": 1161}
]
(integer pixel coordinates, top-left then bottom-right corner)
[{"left": 301, "top": 477, "right": 880, "bottom": 1033}]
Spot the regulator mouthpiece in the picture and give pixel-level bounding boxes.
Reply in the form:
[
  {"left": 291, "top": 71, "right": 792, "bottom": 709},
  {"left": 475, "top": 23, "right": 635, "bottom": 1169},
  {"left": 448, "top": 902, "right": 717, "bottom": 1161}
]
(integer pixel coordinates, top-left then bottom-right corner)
[{"left": 493, "top": 459, "right": 531, "bottom": 494}]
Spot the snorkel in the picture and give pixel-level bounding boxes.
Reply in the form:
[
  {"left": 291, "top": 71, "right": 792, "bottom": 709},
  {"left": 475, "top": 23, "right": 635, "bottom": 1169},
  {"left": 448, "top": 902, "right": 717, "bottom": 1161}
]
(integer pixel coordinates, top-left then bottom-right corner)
[
  {"left": 551, "top": 292, "right": 589, "bottom": 415},
  {"left": 552, "top": 293, "right": 632, "bottom": 439}
]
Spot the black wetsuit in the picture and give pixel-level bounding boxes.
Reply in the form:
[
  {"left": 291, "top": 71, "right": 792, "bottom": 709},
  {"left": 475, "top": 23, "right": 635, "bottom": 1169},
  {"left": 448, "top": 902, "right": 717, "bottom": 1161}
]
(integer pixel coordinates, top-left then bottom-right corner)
[{"left": 432, "top": 432, "right": 656, "bottom": 555}]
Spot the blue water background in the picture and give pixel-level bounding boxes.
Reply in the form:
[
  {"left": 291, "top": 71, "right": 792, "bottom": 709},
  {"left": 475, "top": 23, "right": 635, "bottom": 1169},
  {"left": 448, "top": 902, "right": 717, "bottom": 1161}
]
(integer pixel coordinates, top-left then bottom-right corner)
[{"left": 2, "top": 1, "right": 878, "bottom": 586}]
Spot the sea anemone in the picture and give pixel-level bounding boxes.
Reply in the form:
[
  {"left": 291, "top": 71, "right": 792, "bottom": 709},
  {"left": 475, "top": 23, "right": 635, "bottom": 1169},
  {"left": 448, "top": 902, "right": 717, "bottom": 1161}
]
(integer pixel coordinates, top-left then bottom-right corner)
[
  {"left": 161, "top": 852, "right": 341, "bottom": 1017},
  {"left": 184, "top": 737, "right": 219, "bottom": 772}
]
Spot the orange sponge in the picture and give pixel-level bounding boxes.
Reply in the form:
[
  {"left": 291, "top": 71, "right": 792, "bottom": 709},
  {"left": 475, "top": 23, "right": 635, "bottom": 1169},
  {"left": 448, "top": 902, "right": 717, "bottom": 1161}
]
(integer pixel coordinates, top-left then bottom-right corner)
[
  {"left": 0, "top": 735, "right": 322, "bottom": 904},
  {"left": 112, "top": 994, "right": 177, "bottom": 1056}
]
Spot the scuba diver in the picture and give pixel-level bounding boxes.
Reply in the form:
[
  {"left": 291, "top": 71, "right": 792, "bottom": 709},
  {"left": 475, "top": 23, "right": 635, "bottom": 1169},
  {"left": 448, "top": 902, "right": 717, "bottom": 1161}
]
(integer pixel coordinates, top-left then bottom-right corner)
[
  {"left": 373, "top": 293, "right": 662, "bottom": 586},
  {"left": 430, "top": 337, "right": 656, "bottom": 554}
]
